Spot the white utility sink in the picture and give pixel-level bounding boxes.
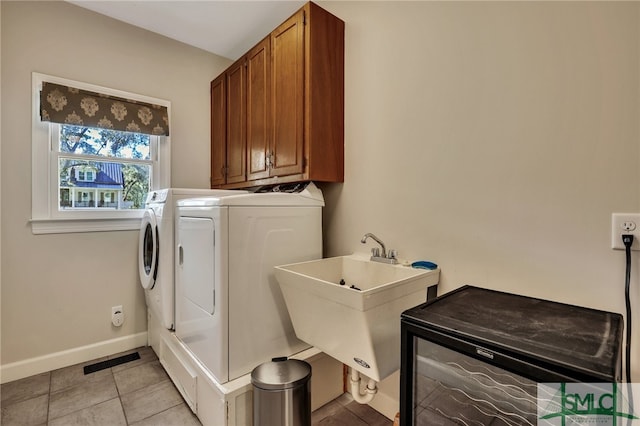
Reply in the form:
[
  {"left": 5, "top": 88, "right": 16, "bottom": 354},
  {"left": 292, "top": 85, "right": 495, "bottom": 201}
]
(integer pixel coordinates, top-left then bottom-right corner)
[{"left": 275, "top": 253, "right": 439, "bottom": 382}]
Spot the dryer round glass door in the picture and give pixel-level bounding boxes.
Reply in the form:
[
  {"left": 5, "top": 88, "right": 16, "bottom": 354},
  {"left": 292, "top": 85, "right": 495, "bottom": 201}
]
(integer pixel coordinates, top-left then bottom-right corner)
[{"left": 139, "top": 209, "right": 159, "bottom": 289}]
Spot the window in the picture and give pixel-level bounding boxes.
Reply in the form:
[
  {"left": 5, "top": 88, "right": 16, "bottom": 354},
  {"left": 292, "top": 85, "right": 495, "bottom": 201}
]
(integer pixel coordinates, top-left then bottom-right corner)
[
  {"left": 57, "top": 124, "right": 151, "bottom": 210},
  {"left": 73, "top": 166, "right": 96, "bottom": 183},
  {"left": 31, "top": 73, "right": 171, "bottom": 234}
]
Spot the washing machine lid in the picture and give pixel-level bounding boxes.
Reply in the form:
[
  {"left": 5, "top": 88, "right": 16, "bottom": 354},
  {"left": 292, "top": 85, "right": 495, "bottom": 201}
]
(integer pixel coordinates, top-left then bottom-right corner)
[
  {"left": 145, "top": 188, "right": 249, "bottom": 206},
  {"left": 145, "top": 189, "right": 170, "bottom": 205},
  {"left": 177, "top": 182, "right": 324, "bottom": 208},
  {"left": 138, "top": 209, "right": 159, "bottom": 290}
]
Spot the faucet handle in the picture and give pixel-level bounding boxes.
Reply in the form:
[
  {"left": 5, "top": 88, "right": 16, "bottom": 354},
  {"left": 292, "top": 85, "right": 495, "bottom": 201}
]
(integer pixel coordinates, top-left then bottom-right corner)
[
  {"left": 371, "top": 247, "right": 380, "bottom": 257},
  {"left": 388, "top": 249, "right": 398, "bottom": 259}
]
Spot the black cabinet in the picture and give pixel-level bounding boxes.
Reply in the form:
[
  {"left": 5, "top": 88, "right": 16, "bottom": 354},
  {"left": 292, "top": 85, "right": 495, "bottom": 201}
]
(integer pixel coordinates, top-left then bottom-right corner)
[{"left": 400, "top": 286, "right": 623, "bottom": 425}]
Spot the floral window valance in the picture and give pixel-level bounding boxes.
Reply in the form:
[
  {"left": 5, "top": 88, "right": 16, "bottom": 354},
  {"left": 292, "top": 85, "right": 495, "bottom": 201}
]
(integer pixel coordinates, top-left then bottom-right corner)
[{"left": 40, "top": 82, "right": 169, "bottom": 136}]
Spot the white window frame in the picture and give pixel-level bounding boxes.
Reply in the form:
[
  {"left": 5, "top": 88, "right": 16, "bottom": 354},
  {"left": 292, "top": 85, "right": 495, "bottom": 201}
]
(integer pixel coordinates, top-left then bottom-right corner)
[{"left": 31, "top": 72, "right": 171, "bottom": 234}]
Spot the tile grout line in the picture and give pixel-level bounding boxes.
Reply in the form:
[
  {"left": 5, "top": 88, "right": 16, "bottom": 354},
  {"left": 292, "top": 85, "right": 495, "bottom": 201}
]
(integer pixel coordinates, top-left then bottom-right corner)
[
  {"left": 112, "top": 366, "right": 130, "bottom": 425},
  {"left": 135, "top": 403, "right": 183, "bottom": 425},
  {"left": 47, "top": 371, "right": 52, "bottom": 425}
]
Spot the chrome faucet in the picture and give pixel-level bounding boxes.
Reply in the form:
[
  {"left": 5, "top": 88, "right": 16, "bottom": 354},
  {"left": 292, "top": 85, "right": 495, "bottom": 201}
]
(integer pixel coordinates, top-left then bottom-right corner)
[{"left": 361, "top": 233, "right": 398, "bottom": 264}]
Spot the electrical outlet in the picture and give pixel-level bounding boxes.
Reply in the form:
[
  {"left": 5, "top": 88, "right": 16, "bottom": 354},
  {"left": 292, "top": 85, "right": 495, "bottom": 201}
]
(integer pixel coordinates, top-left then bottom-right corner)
[
  {"left": 611, "top": 213, "right": 640, "bottom": 250},
  {"left": 111, "top": 305, "right": 124, "bottom": 327}
]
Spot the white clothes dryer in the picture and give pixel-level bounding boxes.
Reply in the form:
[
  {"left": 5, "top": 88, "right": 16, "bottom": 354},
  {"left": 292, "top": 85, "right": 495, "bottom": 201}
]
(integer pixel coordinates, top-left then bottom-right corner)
[
  {"left": 175, "top": 182, "right": 324, "bottom": 384},
  {"left": 138, "top": 188, "right": 245, "bottom": 339}
]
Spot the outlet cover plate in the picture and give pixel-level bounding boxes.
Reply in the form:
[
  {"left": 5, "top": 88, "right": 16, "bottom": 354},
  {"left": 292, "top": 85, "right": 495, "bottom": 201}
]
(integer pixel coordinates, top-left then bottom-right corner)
[{"left": 611, "top": 213, "right": 640, "bottom": 250}]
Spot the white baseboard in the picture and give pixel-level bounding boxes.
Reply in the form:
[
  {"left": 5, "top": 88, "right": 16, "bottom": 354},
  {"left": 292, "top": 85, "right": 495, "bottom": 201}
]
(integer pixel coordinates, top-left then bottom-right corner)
[
  {"left": 347, "top": 380, "right": 399, "bottom": 421},
  {"left": 0, "top": 332, "right": 148, "bottom": 384},
  {"left": 367, "top": 388, "right": 399, "bottom": 421}
]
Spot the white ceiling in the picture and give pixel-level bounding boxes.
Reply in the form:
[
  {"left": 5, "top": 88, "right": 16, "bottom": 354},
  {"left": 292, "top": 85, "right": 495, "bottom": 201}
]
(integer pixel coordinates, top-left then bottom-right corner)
[{"left": 68, "top": 1, "right": 307, "bottom": 60}]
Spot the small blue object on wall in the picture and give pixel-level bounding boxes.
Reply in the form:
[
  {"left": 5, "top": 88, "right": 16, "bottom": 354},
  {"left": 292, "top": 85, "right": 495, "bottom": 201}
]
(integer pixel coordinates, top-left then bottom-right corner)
[{"left": 411, "top": 261, "right": 438, "bottom": 270}]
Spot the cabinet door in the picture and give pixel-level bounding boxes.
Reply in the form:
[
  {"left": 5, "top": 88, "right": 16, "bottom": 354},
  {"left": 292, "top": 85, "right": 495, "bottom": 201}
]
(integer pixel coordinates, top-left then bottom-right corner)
[
  {"left": 226, "top": 59, "right": 247, "bottom": 184},
  {"left": 246, "top": 38, "right": 271, "bottom": 181},
  {"left": 271, "top": 9, "right": 304, "bottom": 177},
  {"left": 210, "top": 76, "right": 226, "bottom": 187}
]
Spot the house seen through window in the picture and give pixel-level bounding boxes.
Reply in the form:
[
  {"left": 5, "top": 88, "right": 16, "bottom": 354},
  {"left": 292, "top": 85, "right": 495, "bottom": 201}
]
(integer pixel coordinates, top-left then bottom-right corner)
[{"left": 57, "top": 124, "right": 151, "bottom": 210}]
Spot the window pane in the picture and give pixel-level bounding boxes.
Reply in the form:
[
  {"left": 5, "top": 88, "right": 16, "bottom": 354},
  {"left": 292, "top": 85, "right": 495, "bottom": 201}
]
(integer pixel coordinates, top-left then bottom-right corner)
[
  {"left": 59, "top": 158, "right": 150, "bottom": 210},
  {"left": 60, "top": 125, "right": 151, "bottom": 160}
]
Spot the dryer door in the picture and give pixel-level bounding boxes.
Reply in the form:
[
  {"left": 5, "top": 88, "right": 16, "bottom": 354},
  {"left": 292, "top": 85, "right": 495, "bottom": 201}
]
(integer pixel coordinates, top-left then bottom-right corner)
[{"left": 139, "top": 208, "right": 159, "bottom": 289}]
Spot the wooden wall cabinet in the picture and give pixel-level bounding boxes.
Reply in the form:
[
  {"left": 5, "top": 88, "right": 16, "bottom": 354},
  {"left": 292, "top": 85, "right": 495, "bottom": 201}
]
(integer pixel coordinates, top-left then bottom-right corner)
[
  {"left": 246, "top": 38, "right": 271, "bottom": 181},
  {"left": 225, "top": 58, "right": 247, "bottom": 184},
  {"left": 210, "top": 1, "right": 344, "bottom": 189},
  {"left": 210, "top": 57, "right": 247, "bottom": 186},
  {"left": 210, "top": 75, "right": 226, "bottom": 187}
]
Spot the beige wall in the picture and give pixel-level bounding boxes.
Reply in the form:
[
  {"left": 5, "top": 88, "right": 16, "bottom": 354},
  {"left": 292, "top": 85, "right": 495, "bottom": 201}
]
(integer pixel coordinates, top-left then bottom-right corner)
[
  {"left": 316, "top": 0, "right": 640, "bottom": 411},
  {"left": 1, "top": 1, "right": 231, "bottom": 366}
]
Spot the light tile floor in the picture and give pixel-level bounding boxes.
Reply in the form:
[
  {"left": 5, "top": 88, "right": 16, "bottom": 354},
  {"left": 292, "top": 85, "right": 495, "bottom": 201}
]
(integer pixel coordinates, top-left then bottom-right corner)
[
  {"left": 311, "top": 393, "right": 392, "bottom": 426},
  {"left": 1, "top": 346, "right": 392, "bottom": 426}
]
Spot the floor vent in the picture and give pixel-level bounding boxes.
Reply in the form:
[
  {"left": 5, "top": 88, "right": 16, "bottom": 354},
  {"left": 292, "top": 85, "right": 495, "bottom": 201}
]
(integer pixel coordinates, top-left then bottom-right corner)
[{"left": 83, "top": 352, "right": 141, "bottom": 375}]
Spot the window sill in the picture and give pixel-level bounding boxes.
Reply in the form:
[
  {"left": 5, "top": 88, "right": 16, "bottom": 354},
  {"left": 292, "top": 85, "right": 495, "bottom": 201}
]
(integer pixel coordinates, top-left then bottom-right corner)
[{"left": 30, "top": 217, "right": 142, "bottom": 235}]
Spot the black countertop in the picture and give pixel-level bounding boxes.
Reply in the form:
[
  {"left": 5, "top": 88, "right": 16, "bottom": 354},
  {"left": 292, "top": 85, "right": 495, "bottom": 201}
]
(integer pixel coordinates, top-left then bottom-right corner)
[{"left": 402, "top": 286, "right": 623, "bottom": 381}]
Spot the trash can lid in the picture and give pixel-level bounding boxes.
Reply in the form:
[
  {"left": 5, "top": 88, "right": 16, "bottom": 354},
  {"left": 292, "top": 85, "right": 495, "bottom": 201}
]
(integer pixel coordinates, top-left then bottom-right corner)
[{"left": 251, "top": 358, "right": 311, "bottom": 390}]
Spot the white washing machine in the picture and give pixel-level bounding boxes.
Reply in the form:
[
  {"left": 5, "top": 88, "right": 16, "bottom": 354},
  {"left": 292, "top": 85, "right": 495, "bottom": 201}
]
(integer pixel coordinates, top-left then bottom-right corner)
[
  {"left": 138, "top": 188, "right": 245, "bottom": 350},
  {"left": 175, "top": 183, "right": 324, "bottom": 384}
]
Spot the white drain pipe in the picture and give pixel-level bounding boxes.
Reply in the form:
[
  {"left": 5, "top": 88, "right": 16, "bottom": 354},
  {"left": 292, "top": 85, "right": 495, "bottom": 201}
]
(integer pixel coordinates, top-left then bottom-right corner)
[{"left": 349, "top": 368, "right": 378, "bottom": 404}]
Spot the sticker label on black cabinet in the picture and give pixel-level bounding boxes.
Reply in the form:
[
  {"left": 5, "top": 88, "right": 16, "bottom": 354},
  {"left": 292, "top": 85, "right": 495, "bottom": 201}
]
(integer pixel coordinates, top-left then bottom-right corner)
[{"left": 476, "top": 348, "right": 494, "bottom": 359}]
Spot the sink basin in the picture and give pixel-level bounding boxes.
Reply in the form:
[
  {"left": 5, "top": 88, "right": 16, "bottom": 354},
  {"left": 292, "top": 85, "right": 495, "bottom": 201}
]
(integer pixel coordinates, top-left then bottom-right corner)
[{"left": 275, "top": 254, "right": 439, "bottom": 381}]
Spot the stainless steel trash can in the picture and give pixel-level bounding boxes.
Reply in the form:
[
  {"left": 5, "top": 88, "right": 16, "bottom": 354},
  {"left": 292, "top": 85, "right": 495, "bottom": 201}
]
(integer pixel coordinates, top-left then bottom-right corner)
[{"left": 251, "top": 357, "right": 311, "bottom": 426}]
